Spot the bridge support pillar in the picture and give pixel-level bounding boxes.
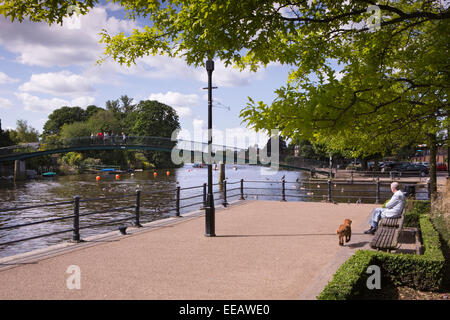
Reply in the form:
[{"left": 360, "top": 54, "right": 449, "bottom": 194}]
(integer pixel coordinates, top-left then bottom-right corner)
[{"left": 14, "top": 160, "right": 26, "bottom": 182}]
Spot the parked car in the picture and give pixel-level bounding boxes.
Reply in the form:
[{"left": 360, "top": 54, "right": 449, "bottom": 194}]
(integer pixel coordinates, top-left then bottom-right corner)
[
  {"left": 436, "top": 163, "right": 448, "bottom": 171},
  {"left": 399, "top": 163, "right": 430, "bottom": 176},
  {"left": 381, "top": 162, "right": 409, "bottom": 172},
  {"left": 421, "top": 162, "right": 430, "bottom": 168}
]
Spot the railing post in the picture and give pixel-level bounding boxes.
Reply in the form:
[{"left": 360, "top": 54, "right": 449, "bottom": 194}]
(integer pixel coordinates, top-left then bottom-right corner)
[
  {"left": 203, "top": 183, "right": 207, "bottom": 208},
  {"left": 73, "top": 196, "right": 81, "bottom": 242},
  {"left": 375, "top": 178, "right": 380, "bottom": 204},
  {"left": 327, "top": 179, "right": 332, "bottom": 202},
  {"left": 135, "top": 190, "right": 142, "bottom": 227},
  {"left": 240, "top": 179, "right": 245, "bottom": 200},
  {"left": 222, "top": 180, "right": 228, "bottom": 207},
  {"left": 281, "top": 179, "right": 287, "bottom": 202},
  {"left": 176, "top": 186, "right": 181, "bottom": 217}
]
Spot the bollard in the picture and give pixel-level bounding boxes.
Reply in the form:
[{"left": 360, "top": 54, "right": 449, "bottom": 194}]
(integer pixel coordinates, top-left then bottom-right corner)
[
  {"left": 222, "top": 180, "right": 228, "bottom": 207},
  {"left": 281, "top": 179, "right": 287, "bottom": 202},
  {"left": 240, "top": 179, "right": 245, "bottom": 200},
  {"left": 327, "top": 180, "right": 332, "bottom": 202},
  {"left": 135, "top": 190, "right": 142, "bottom": 227},
  {"left": 375, "top": 178, "right": 380, "bottom": 204},
  {"left": 176, "top": 186, "right": 181, "bottom": 217},
  {"left": 73, "top": 196, "right": 81, "bottom": 242}
]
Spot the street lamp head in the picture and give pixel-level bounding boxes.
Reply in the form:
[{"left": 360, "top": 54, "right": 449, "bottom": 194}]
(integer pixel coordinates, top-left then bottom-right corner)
[{"left": 206, "top": 59, "right": 214, "bottom": 71}]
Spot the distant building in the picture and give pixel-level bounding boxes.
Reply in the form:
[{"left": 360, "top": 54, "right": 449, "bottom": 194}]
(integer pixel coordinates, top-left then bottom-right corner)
[{"left": 411, "top": 144, "right": 448, "bottom": 164}]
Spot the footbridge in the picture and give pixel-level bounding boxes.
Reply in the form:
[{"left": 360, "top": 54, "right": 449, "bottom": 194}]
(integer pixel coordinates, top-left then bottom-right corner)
[{"left": 0, "top": 136, "right": 331, "bottom": 176}]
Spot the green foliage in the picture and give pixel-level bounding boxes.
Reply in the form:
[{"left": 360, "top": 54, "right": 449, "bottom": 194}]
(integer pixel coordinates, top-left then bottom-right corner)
[
  {"left": 128, "top": 100, "right": 181, "bottom": 168},
  {"left": 317, "top": 250, "right": 377, "bottom": 300},
  {"left": 0, "top": 129, "right": 14, "bottom": 147},
  {"left": 318, "top": 201, "right": 445, "bottom": 299},
  {"left": 61, "top": 152, "right": 83, "bottom": 167},
  {"left": 8, "top": 120, "right": 39, "bottom": 143},
  {"left": 43, "top": 106, "right": 89, "bottom": 136},
  {"left": 84, "top": 105, "right": 103, "bottom": 119},
  {"left": 60, "top": 121, "right": 92, "bottom": 140},
  {"left": 87, "top": 109, "right": 122, "bottom": 134},
  {"left": 0, "top": 0, "right": 96, "bottom": 24},
  {"left": 404, "top": 200, "right": 431, "bottom": 228}
]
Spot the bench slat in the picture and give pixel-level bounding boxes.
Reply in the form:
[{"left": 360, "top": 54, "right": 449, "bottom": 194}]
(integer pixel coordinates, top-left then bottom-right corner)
[{"left": 370, "top": 207, "right": 406, "bottom": 251}]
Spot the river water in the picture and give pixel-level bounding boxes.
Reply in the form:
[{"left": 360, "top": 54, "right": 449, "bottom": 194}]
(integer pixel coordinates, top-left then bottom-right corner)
[{"left": 0, "top": 164, "right": 425, "bottom": 258}]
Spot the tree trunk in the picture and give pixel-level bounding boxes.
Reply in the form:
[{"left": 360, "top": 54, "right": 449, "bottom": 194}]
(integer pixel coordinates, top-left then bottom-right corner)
[
  {"left": 428, "top": 133, "right": 438, "bottom": 200},
  {"left": 361, "top": 158, "right": 368, "bottom": 171}
]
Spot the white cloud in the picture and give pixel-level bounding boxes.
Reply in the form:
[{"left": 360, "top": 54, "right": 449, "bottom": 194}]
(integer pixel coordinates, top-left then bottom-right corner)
[
  {"left": 0, "top": 97, "right": 13, "bottom": 109},
  {"left": 0, "top": 72, "right": 19, "bottom": 84},
  {"left": 0, "top": 7, "right": 137, "bottom": 67},
  {"left": 100, "top": 2, "right": 124, "bottom": 12},
  {"left": 15, "top": 92, "right": 95, "bottom": 113},
  {"left": 19, "top": 71, "right": 95, "bottom": 98},
  {"left": 149, "top": 91, "right": 200, "bottom": 117},
  {"left": 138, "top": 56, "right": 265, "bottom": 87}
]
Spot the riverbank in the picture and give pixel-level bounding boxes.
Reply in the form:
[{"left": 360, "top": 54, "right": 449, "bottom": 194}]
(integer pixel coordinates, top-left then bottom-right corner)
[{"left": 0, "top": 200, "right": 377, "bottom": 299}]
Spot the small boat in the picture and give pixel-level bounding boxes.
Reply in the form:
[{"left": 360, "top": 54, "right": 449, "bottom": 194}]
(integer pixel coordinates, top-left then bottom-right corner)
[
  {"left": 193, "top": 163, "right": 204, "bottom": 168},
  {"left": 42, "top": 172, "right": 56, "bottom": 177},
  {"left": 101, "top": 168, "right": 116, "bottom": 172}
]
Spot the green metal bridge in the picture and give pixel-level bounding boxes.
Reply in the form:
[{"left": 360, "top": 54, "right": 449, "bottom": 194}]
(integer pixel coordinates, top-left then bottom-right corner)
[{"left": 0, "top": 136, "right": 331, "bottom": 176}]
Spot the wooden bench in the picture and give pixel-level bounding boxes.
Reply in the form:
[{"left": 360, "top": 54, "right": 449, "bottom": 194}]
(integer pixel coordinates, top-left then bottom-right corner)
[{"left": 370, "top": 208, "right": 406, "bottom": 252}]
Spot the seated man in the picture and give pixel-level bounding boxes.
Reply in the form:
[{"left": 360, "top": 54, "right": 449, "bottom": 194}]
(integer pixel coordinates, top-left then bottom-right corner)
[{"left": 364, "top": 182, "right": 406, "bottom": 235}]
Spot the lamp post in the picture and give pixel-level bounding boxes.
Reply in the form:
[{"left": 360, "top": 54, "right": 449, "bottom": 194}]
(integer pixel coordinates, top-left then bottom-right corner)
[{"left": 205, "top": 59, "right": 216, "bottom": 237}]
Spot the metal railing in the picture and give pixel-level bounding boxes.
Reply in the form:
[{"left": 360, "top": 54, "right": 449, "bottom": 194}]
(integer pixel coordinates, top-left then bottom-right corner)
[{"left": 0, "top": 178, "right": 430, "bottom": 249}]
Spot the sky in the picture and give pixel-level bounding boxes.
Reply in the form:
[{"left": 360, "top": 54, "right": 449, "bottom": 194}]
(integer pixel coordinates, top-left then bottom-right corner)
[{"left": 0, "top": 1, "right": 297, "bottom": 148}]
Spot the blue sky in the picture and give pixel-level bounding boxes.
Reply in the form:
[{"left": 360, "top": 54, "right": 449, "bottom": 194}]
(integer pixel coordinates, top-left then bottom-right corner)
[{"left": 0, "top": 1, "right": 298, "bottom": 148}]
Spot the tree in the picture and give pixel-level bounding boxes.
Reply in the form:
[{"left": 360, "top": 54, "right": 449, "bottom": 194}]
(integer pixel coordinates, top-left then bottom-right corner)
[
  {"left": 59, "top": 121, "right": 92, "bottom": 140},
  {"left": 10, "top": 119, "right": 39, "bottom": 143},
  {"left": 0, "top": 119, "right": 14, "bottom": 147},
  {"left": 87, "top": 109, "right": 122, "bottom": 134},
  {"left": 43, "top": 106, "right": 87, "bottom": 136},
  {"left": 128, "top": 100, "right": 180, "bottom": 168},
  {"left": 84, "top": 105, "right": 104, "bottom": 119},
  {"left": 119, "top": 95, "right": 135, "bottom": 113}
]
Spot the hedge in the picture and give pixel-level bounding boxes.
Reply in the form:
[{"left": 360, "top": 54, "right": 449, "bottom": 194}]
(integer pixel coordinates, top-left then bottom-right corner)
[{"left": 317, "top": 201, "right": 444, "bottom": 300}]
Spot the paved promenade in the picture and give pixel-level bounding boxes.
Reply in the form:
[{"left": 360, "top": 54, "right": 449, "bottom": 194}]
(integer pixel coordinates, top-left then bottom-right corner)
[{"left": 0, "top": 200, "right": 377, "bottom": 300}]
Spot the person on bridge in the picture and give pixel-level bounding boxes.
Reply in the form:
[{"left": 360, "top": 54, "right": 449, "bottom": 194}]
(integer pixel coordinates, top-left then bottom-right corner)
[
  {"left": 364, "top": 182, "right": 406, "bottom": 235},
  {"left": 122, "top": 132, "right": 127, "bottom": 145},
  {"left": 97, "top": 131, "right": 103, "bottom": 144},
  {"left": 111, "top": 131, "right": 115, "bottom": 145},
  {"left": 104, "top": 131, "right": 109, "bottom": 145}
]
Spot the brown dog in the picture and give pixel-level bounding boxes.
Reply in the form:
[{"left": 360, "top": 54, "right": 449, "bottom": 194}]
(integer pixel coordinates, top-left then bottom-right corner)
[{"left": 337, "top": 219, "right": 352, "bottom": 246}]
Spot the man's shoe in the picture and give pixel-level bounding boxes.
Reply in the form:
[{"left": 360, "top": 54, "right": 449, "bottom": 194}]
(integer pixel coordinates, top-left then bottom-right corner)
[{"left": 364, "top": 227, "right": 376, "bottom": 235}]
